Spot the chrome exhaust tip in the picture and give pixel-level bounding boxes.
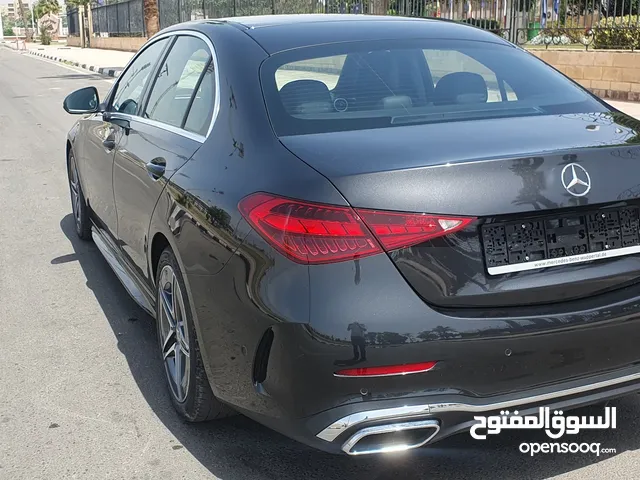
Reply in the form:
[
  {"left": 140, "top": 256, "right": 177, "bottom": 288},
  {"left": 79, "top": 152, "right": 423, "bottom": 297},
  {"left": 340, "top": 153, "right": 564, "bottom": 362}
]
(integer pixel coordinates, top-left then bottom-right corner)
[{"left": 341, "top": 419, "right": 440, "bottom": 456}]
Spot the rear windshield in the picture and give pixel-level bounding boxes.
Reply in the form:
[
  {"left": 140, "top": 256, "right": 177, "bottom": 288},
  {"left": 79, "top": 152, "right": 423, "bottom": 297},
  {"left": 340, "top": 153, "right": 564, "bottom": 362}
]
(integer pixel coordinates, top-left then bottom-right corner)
[{"left": 259, "top": 39, "right": 608, "bottom": 136}]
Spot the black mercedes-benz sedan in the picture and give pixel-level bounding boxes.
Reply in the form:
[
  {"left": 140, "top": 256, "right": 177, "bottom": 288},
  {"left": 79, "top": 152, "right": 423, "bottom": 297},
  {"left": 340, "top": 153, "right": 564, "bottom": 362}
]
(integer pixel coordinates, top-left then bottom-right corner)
[{"left": 63, "top": 14, "right": 640, "bottom": 456}]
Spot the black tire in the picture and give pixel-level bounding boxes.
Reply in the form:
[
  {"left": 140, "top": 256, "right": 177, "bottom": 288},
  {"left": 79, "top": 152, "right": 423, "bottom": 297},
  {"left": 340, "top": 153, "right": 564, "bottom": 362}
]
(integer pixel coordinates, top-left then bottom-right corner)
[
  {"left": 67, "top": 151, "right": 91, "bottom": 241},
  {"left": 155, "top": 248, "right": 234, "bottom": 422}
]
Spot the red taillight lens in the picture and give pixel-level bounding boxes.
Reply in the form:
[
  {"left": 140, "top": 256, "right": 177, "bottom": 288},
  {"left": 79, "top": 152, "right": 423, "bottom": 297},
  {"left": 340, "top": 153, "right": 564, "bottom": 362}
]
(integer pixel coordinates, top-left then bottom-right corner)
[
  {"left": 238, "top": 193, "right": 382, "bottom": 264},
  {"left": 355, "top": 209, "right": 475, "bottom": 251},
  {"left": 238, "top": 193, "right": 475, "bottom": 265},
  {"left": 334, "top": 361, "right": 438, "bottom": 377}
]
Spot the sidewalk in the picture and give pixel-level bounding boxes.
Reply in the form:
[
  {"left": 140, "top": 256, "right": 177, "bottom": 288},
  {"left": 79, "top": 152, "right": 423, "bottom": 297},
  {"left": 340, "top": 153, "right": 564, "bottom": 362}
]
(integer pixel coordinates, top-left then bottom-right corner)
[
  {"left": 24, "top": 41, "right": 132, "bottom": 77},
  {"left": 610, "top": 101, "right": 640, "bottom": 119}
]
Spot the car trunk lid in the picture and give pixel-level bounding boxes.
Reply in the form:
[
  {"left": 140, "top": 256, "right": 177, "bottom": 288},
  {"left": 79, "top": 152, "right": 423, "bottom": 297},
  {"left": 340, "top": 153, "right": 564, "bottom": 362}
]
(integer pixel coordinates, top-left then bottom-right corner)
[{"left": 279, "top": 111, "right": 640, "bottom": 308}]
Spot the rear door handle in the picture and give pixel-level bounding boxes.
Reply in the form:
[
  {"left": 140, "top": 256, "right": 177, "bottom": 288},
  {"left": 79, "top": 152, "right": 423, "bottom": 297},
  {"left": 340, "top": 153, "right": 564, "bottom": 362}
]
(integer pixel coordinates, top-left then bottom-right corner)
[{"left": 146, "top": 159, "right": 166, "bottom": 180}]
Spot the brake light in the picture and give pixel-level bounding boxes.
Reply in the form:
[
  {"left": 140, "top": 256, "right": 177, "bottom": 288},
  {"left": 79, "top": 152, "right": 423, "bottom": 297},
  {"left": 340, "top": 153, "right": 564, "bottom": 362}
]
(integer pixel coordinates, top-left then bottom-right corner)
[
  {"left": 238, "top": 193, "right": 475, "bottom": 265},
  {"left": 334, "top": 361, "right": 438, "bottom": 377}
]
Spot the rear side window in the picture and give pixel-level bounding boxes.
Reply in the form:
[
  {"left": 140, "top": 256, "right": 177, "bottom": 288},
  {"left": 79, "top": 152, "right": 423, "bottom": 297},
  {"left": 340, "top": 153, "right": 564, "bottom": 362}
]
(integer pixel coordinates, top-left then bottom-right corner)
[
  {"left": 144, "top": 36, "right": 211, "bottom": 129},
  {"left": 261, "top": 39, "right": 608, "bottom": 136},
  {"left": 184, "top": 62, "right": 216, "bottom": 136}
]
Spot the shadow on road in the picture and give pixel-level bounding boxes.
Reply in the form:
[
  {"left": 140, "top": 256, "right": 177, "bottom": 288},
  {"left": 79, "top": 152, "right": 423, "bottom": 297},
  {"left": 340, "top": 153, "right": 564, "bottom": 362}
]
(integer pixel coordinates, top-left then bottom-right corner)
[{"left": 55, "top": 213, "right": 640, "bottom": 480}]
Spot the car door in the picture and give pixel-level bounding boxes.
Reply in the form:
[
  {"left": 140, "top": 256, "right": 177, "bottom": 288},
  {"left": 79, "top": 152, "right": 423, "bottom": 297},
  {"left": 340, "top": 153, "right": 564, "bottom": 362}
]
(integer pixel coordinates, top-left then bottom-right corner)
[
  {"left": 74, "top": 108, "right": 119, "bottom": 237},
  {"left": 79, "top": 37, "right": 171, "bottom": 238},
  {"left": 112, "top": 32, "right": 216, "bottom": 281}
]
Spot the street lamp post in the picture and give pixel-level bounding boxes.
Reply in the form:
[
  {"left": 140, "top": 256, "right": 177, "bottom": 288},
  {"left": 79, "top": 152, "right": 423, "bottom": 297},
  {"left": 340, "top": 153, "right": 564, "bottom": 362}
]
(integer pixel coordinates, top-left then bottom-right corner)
[{"left": 0, "top": 11, "right": 4, "bottom": 41}]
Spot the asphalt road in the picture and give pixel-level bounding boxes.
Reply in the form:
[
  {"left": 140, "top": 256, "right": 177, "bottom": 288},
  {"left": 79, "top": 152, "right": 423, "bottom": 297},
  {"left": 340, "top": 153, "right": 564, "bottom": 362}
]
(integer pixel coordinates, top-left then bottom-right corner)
[{"left": 2, "top": 46, "right": 640, "bottom": 480}]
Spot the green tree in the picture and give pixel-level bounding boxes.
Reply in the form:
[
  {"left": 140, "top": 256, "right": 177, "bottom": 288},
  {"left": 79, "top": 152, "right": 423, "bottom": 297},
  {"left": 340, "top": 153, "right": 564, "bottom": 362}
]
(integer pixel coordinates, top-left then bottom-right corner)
[
  {"left": 433, "top": 325, "right": 457, "bottom": 340},
  {"left": 13, "top": 8, "right": 32, "bottom": 28},
  {"left": 65, "top": 0, "right": 90, "bottom": 7},
  {"left": 2, "top": 14, "right": 15, "bottom": 36},
  {"left": 33, "top": 0, "right": 61, "bottom": 20}
]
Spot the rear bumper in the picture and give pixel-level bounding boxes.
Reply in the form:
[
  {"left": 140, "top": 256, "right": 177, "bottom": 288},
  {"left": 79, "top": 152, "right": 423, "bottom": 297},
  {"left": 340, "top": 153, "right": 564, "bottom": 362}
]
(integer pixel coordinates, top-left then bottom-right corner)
[
  {"left": 308, "top": 365, "right": 640, "bottom": 454},
  {"left": 187, "top": 238, "right": 640, "bottom": 454}
]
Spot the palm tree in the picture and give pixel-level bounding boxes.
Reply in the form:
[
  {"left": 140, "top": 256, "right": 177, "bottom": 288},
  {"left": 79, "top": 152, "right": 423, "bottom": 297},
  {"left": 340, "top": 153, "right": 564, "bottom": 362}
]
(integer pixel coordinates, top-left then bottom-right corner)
[
  {"left": 143, "top": 0, "right": 160, "bottom": 37},
  {"left": 15, "top": 0, "right": 32, "bottom": 40},
  {"left": 33, "top": 0, "right": 61, "bottom": 20}
]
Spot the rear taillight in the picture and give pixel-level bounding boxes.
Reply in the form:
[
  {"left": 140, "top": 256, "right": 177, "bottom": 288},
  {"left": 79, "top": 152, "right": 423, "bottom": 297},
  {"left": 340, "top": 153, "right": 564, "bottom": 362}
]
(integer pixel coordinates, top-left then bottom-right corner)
[
  {"left": 239, "top": 193, "right": 381, "bottom": 264},
  {"left": 238, "top": 193, "right": 474, "bottom": 265},
  {"left": 355, "top": 209, "right": 474, "bottom": 251}
]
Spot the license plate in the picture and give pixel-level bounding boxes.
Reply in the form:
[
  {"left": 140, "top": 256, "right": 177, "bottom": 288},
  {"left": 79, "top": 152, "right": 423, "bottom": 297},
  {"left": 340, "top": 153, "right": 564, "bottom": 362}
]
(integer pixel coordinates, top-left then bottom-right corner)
[{"left": 482, "top": 207, "right": 640, "bottom": 275}]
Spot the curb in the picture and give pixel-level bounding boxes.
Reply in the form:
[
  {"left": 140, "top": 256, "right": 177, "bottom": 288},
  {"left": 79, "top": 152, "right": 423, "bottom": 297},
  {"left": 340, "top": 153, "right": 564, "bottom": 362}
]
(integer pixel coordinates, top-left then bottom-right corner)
[{"left": 28, "top": 50, "right": 123, "bottom": 78}]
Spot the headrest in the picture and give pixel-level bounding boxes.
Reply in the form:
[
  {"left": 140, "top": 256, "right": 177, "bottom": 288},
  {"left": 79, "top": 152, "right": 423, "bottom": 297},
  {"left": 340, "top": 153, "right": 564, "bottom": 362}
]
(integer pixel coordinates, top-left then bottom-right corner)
[
  {"left": 380, "top": 95, "right": 413, "bottom": 109},
  {"left": 433, "top": 72, "right": 488, "bottom": 106},
  {"left": 279, "top": 79, "right": 332, "bottom": 115}
]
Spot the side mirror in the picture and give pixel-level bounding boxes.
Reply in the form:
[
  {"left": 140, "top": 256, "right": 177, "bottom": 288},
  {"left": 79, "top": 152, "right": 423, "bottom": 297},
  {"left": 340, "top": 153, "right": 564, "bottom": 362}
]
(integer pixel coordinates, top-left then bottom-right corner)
[{"left": 63, "top": 87, "right": 100, "bottom": 114}]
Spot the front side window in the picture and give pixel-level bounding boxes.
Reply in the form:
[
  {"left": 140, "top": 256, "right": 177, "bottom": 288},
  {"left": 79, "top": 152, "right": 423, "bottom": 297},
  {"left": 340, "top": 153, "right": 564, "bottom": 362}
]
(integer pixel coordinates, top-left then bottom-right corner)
[
  {"left": 143, "top": 36, "right": 211, "bottom": 129},
  {"left": 111, "top": 38, "right": 169, "bottom": 115},
  {"left": 261, "top": 39, "right": 608, "bottom": 136}
]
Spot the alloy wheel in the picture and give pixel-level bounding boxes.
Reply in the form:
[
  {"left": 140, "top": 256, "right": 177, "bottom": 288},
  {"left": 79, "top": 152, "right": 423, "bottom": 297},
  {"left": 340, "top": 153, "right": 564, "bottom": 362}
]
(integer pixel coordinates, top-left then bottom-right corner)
[
  {"left": 69, "top": 157, "right": 82, "bottom": 228},
  {"left": 158, "top": 265, "right": 191, "bottom": 403}
]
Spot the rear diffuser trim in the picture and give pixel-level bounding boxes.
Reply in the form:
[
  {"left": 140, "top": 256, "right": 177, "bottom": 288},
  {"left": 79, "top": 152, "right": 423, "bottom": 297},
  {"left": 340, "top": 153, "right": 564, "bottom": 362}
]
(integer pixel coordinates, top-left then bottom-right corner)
[{"left": 316, "top": 369, "right": 640, "bottom": 443}]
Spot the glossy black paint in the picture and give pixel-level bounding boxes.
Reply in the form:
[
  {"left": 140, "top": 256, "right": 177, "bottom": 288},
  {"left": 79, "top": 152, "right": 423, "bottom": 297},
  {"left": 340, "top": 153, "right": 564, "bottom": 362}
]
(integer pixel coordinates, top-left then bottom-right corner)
[
  {"left": 66, "top": 15, "right": 640, "bottom": 454},
  {"left": 114, "top": 116, "right": 200, "bottom": 278}
]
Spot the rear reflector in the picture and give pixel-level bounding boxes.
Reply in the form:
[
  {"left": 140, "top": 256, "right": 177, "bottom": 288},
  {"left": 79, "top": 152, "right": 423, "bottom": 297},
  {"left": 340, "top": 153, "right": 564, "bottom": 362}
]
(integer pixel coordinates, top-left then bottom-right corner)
[
  {"left": 238, "top": 193, "right": 475, "bottom": 265},
  {"left": 334, "top": 361, "right": 438, "bottom": 377}
]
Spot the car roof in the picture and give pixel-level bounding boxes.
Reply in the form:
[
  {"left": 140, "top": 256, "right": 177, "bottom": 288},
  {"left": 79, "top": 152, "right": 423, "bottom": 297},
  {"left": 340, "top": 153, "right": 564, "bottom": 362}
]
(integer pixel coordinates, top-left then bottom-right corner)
[{"left": 195, "top": 14, "right": 511, "bottom": 55}]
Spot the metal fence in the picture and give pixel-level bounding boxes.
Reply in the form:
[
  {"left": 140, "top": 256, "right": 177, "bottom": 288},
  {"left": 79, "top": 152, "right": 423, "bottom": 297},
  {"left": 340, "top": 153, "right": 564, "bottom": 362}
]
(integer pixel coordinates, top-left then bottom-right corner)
[
  {"left": 154, "top": 0, "right": 522, "bottom": 30},
  {"left": 508, "top": 0, "right": 640, "bottom": 50},
  {"left": 92, "top": 0, "right": 145, "bottom": 37},
  {"left": 88, "top": 0, "right": 640, "bottom": 50},
  {"left": 67, "top": 7, "right": 80, "bottom": 36}
]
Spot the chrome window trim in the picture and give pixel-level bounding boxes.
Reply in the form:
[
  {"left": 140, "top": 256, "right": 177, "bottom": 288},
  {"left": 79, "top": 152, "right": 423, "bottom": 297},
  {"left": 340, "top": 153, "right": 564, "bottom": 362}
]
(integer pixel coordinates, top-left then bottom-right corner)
[
  {"left": 316, "top": 370, "right": 640, "bottom": 442},
  {"left": 110, "top": 112, "right": 206, "bottom": 143},
  {"left": 107, "top": 29, "right": 220, "bottom": 143}
]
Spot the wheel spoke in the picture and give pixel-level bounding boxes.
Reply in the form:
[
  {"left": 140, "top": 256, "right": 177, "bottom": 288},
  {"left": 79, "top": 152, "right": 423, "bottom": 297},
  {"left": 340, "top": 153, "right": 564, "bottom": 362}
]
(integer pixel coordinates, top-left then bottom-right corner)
[
  {"left": 183, "top": 353, "right": 190, "bottom": 396},
  {"left": 177, "top": 330, "right": 189, "bottom": 356},
  {"left": 160, "top": 288, "right": 176, "bottom": 329},
  {"left": 74, "top": 194, "right": 81, "bottom": 218},
  {"left": 162, "top": 326, "right": 176, "bottom": 357},
  {"left": 162, "top": 337, "right": 176, "bottom": 360},
  {"left": 174, "top": 346, "right": 183, "bottom": 399},
  {"left": 70, "top": 160, "right": 81, "bottom": 221},
  {"left": 171, "top": 273, "right": 179, "bottom": 320}
]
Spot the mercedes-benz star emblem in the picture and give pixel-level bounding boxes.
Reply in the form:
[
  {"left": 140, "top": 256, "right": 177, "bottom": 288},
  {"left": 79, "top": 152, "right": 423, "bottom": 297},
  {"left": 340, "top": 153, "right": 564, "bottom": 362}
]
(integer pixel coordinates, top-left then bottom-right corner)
[{"left": 561, "top": 163, "right": 591, "bottom": 197}]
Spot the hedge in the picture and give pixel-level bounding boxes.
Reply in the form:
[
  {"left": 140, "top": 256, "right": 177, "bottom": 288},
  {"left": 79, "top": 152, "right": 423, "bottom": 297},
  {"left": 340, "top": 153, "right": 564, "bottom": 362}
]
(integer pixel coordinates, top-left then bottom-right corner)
[
  {"left": 593, "top": 15, "right": 640, "bottom": 49},
  {"left": 461, "top": 18, "right": 501, "bottom": 30}
]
